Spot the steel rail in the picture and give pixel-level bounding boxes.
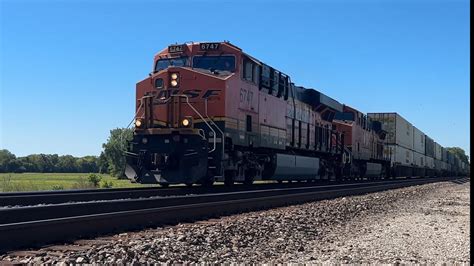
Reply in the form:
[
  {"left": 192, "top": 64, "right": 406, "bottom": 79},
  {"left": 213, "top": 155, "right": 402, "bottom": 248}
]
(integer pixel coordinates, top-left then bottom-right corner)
[
  {"left": 0, "top": 176, "right": 465, "bottom": 253},
  {"left": 0, "top": 178, "right": 449, "bottom": 224},
  {"left": 0, "top": 178, "right": 415, "bottom": 207}
]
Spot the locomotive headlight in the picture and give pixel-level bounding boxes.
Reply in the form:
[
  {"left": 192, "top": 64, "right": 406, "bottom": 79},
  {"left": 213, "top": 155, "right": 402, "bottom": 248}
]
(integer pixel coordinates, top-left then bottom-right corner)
[
  {"left": 182, "top": 118, "right": 190, "bottom": 127},
  {"left": 181, "top": 117, "right": 192, "bottom": 127},
  {"left": 170, "top": 72, "right": 179, "bottom": 87},
  {"left": 135, "top": 119, "right": 143, "bottom": 128}
]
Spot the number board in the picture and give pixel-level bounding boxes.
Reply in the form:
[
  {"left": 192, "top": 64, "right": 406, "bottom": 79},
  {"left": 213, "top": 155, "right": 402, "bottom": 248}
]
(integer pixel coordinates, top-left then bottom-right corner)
[
  {"left": 168, "top": 45, "right": 184, "bottom": 53},
  {"left": 199, "top": 43, "right": 220, "bottom": 51}
]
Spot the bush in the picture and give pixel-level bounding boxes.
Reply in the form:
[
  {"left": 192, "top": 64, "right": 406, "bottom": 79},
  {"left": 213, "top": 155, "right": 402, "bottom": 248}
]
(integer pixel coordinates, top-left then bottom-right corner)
[
  {"left": 87, "top": 174, "right": 102, "bottom": 187},
  {"left": 100, "top": 180, "right": 113, "bottom": 188}
]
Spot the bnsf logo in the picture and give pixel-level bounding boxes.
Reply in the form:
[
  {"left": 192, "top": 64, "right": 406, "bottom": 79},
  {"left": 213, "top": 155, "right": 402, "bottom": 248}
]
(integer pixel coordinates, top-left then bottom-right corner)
[{"left": 144, "top": 89, "right": 221, "bottom": 102}]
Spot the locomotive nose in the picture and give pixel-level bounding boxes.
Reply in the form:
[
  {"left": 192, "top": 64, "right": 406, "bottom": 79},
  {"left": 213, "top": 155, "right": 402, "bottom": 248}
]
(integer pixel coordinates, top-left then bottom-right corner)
[{"left": 125, "top": 129, "right": 210, "bottom": 185}]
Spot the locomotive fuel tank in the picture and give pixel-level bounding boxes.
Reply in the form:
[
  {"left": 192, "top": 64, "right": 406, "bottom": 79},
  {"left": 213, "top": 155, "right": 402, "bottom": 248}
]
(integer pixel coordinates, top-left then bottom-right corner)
[{"left": 263, "top": 153, "right": 320, "bottom": 180}]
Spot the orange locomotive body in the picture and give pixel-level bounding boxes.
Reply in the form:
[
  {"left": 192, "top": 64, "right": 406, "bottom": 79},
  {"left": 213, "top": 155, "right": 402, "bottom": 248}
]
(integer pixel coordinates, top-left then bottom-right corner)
[
  {"left": 333, "top": 105, "right": 390, "bottom": 178},
  {"left": 125, "top": 41, "right": 348, "bottom": 186}
]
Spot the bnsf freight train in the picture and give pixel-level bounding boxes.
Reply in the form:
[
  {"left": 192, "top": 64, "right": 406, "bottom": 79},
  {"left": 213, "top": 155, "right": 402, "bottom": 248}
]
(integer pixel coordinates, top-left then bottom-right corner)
[{"left": 124, "top": 41, "right": 469, "bottom": 186}]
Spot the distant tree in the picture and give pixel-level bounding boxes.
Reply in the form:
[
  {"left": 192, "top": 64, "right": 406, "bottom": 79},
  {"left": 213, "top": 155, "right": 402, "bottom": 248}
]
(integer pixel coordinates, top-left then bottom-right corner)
[
  {"left": 57, "top": 155, "right": 78, "bottom": 172},
  {"left": 97, "top": 152, "right": 110, "bottom": 174},
  {"left": 446, "top": 147, "right": 470, "bottom": 164},
  {"left": 23, "top": 154, "right": 51, "bottom": 172},
  {"left": 102, "top": 128, "right": 133, "bottom": 178},
  {"left": 0, "top": 149, "right": 16, "bottom": 172},
  {"left": 0, "top": 149, "right": 101, "bottom": 173},
  {"left": 8, "top": 159, "right": 24, "bottom": 173},
  {"left": 76, "top": 156, "right": 99, "bottom": 173},
  {"left": 17, "top": 157, "right": 38, "bottom": 172}
]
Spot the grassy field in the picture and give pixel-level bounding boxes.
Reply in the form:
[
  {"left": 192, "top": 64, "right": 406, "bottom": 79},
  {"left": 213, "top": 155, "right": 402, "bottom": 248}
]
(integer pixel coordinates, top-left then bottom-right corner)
[
  {"left": 0, "top": 173, "right": 159, "bottom": 192},
  {"left": 0, "top": 173, "right": 280, "bottom": 192}
]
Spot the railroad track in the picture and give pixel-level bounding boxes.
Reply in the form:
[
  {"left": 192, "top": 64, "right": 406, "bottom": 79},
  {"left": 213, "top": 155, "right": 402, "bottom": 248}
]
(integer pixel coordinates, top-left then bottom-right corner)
[
  {"left": 0, "top": 176, "right": 465, "bottom": 253},
  {"left": 0, "top": 178, "right": 405, "bottom": 207}
]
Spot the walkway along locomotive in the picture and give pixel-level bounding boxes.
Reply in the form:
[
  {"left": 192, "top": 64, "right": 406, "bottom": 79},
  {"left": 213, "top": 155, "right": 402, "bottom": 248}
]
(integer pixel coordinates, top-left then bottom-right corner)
[{"left": 124, "top": 41, "right": 468, "bottom": 186}]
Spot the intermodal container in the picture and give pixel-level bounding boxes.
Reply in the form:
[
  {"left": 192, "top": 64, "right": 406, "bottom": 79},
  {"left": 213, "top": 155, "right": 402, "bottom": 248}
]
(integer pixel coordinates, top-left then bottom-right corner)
[
  {"left": 413, "top": 151, "right": 426, "bottom": 167},
  {"left": 425, "top": 155, "right": 434, "bottom": 169},
  {"left": 384, "top": 144, "right": 413, "bottom": 166},
  {"left": 412, "top": 126, "right": 425, "bottom": 154},
  {"left": 424, "top": 135, "right": 435, "bottom": 158},
  {"left": 434, "top": 142, "right": 442, "bottom": 160},
  {"left": 367, "top": 113, "right": 413, "bottom": 150}
]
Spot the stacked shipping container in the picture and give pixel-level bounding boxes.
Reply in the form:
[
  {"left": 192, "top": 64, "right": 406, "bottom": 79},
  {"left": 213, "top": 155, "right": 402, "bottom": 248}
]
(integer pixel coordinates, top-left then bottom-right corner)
[
  {"left": 412, "top": 126, "right": 426, "bottom": 168},
  {"left": 366, "top": 113, "right": 413, "bottom": 164},
  {"left": 367, "top": 112, "right": 465, "bottom": 176}
]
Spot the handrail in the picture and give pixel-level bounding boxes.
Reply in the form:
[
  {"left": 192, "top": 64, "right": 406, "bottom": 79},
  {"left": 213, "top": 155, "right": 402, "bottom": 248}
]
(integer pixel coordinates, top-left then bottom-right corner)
[
  {"left": 168, "top": 94, "right": 217, "bottom": 153},
  {"left": 205, "top": 98, "right": 225, "bottom": 175},
  {"left": 136, "top": 94, "right": 217, "bottom": 153}
]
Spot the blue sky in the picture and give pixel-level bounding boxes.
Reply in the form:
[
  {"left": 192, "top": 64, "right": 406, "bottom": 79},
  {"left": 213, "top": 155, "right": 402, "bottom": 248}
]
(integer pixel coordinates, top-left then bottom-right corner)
[{"left": 0, "top": 0, "right": 470, "bottom": 158}]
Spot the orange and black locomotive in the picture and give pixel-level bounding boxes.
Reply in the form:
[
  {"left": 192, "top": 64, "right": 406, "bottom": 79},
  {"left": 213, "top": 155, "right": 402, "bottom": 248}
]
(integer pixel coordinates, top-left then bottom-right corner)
[{"left": 125, "top": 41, "right": 349, "bottom": 186}]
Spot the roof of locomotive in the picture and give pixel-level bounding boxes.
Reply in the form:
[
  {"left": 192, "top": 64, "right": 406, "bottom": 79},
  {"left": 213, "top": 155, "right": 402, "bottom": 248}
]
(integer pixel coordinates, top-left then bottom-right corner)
[
  {"left": 154, "top": 41, "right": 242, "bottom": 59},
  {"left": 154, "top": 41, "right": 343, "bottom": 113},
  {"left": 294, "top": 85, "right": 344, "bottom": 113}
]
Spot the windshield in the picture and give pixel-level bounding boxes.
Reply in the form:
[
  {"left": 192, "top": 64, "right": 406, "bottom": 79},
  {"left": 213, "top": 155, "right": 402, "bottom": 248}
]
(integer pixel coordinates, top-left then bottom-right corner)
[
  {"left": 154, "top": 57, "right": 188, "bottom": 72},
  {"left": 192, "top": 55, "right": 235, "bottom": 72}
]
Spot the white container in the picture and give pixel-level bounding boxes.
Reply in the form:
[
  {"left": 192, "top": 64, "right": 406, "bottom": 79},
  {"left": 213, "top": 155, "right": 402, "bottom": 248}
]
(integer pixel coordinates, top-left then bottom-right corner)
[
  {"left": 367, "top": 113, "right": 413, "bottom": 150},
  {"left": 413, "top": 151, "right": 426, "bottom": 167},
  {"left": 412, "top": 126, "right": 425, "bottom": 154},
  {"left": 425, "top": 156, "right": 434, "bottom": 169},
  {"left": 384, "top": 144, "right": 413, "bottom": 166},
  {"left": 434, "top": 142, "right": 442, "bottom": 160},
  {"left": 441, "top": 161, "right": 447, "bottom": 170}
]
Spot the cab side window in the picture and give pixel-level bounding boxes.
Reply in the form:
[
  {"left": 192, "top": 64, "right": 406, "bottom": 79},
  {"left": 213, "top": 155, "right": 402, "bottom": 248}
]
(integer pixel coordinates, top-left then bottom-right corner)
[
  {"left": 278, "top": 74, "right": 287, "bottom": 98},
  {"left": 271, "top": 70, "right": 279, "bottom": 97},
  {"left": 243, "top": 60, "right": 253, "bottom": 81},
  {"left": 242, "top": 58, "right": 259, "bottom": 86},
  {"left": 252, "top": 64, "right": 259, "bottom": 84},
  {"left": 261, "top": 65, "right": 271, "bottom": 88}
]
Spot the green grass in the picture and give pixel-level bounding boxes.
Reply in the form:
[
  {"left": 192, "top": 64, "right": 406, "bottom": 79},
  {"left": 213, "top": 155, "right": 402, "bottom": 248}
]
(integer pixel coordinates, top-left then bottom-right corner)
[
  {"left": 0, "top": 173, "right": 158, "bottom": 192},
  {"left": 0, "top": 173, "right": 282, "bottom": 192}
]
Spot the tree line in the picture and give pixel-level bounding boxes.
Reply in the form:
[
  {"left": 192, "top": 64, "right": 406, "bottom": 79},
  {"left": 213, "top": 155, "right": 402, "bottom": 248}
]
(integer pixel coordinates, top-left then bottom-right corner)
[
  {"left": 0, "top": 128, "right": 133, "bottom": 177},
  {"left": 0, "top": 151, "right": 102, "bottom": 173}
]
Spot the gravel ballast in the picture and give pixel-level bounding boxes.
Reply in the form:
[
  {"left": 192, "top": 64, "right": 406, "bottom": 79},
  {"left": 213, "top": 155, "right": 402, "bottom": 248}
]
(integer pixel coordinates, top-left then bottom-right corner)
[{"left": 0, "top": 178, "right": 469, "bottom": 264}]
